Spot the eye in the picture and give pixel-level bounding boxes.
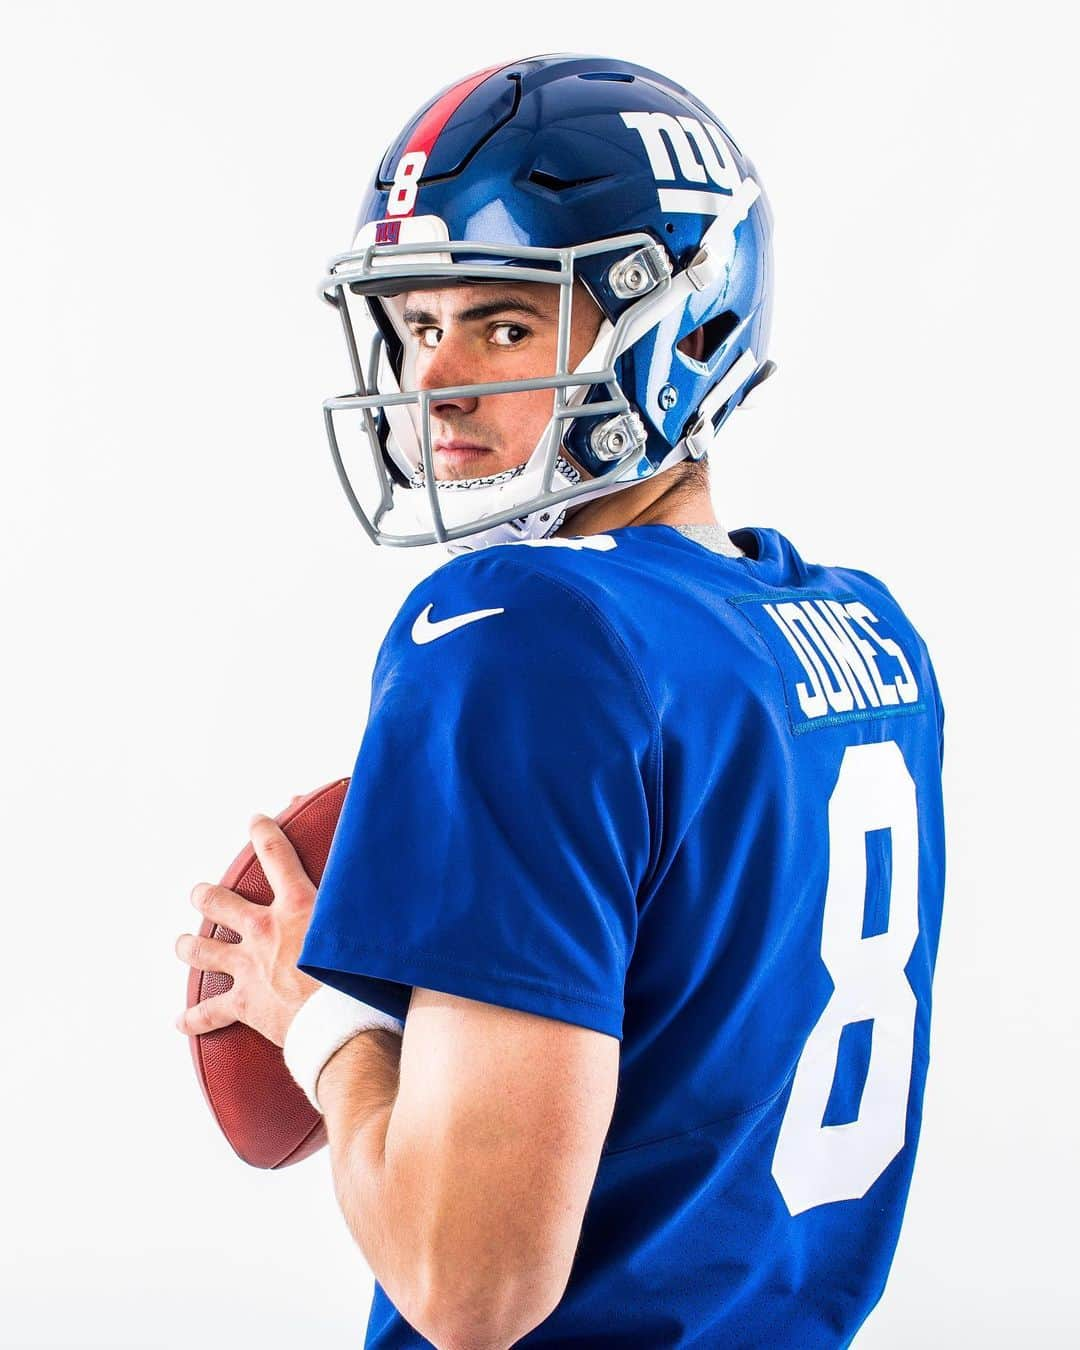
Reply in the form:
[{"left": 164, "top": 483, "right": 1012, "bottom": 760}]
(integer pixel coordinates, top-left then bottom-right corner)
[
  {"left": 414, "top": 326, "right": 441, "bottom": 349},
  {"left": 490, "top": 322, "right": 530, "bottom": 347}
]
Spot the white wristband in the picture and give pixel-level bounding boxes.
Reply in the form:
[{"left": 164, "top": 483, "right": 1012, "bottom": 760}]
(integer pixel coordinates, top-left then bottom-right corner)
[{"left": 283, "top": 984, "right": 404, "bottom": 1114}]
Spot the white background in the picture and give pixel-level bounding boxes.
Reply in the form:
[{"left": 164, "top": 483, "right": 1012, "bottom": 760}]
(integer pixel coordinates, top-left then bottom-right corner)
[{"left": 1, "top": 2, "right": 1075, "bottom": 1345}]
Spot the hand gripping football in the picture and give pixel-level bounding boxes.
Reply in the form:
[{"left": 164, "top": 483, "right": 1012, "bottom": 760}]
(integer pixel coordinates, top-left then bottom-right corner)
[{"left": 186, "top": 777, "right": 349, "bottom": 1169}]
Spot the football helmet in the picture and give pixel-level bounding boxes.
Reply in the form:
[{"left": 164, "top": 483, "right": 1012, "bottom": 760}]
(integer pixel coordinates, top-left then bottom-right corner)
[{"left": 320, "top": 53, "right": 774, "bottom": 552}]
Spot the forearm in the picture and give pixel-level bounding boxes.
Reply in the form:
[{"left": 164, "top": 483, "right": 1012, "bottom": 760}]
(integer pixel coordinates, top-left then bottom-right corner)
[{"left": 315, "top": 1028, "right": 423, "bottom": 1320}]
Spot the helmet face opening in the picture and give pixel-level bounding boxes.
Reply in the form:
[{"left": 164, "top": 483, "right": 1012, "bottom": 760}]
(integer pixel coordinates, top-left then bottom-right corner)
[
  {"left": 319, "top": 55, "right": 774, "bottom": 552},
  {"left": 322, "top": 227, "right": 681, "bottom": 548}
]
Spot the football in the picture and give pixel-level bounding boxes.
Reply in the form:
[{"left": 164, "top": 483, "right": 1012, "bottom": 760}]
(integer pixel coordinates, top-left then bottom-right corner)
[{"left": 186, "top": 777, "right": 349, "bottom": 1169}]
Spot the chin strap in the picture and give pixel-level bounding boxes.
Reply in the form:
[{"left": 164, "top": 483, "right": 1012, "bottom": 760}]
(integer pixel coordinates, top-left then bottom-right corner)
[
  {"left": 402, "top": 453, "right": 582, "bottom": 553},
  {"left": 408, "top": 459, "right": 529, "bottom": 491},
  {"left": 440, "top": 457, "right": 664, "bottom": 553}
]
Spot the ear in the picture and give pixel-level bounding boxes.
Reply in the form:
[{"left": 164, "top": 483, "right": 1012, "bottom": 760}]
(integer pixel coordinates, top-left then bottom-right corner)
[{"left": 677, "top": 325, "right": 707, "bottom": 361}]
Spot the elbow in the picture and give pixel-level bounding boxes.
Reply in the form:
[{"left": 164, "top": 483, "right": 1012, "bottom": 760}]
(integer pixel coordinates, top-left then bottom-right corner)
[
  {"left": 416, "top": 1308, "right": 558, "bottom": 1350},
  {"left": 411, "top": 1268, "right": 566, "bottom": 1350}
]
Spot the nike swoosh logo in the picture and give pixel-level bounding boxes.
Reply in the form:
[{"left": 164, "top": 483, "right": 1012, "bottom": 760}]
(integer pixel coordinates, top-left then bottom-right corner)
[{"left": 411, "top": 603, "right": 505, "bottom": 645}]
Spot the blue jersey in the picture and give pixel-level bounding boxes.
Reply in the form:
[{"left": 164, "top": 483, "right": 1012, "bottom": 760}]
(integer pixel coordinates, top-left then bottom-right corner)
[{"left": 298, "top": 523, "right": 946, "bottom": 1348}]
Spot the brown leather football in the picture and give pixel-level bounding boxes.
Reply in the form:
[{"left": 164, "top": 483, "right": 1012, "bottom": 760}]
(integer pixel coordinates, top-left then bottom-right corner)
[{"left": 187, "top": 777, "right": 349, "bottom": 1169}]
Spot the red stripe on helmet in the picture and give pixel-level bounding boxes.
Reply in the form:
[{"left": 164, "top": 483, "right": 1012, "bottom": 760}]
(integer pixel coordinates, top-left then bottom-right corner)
[{"left": 406, "top": 62, "right": 509, "bottom": 159}]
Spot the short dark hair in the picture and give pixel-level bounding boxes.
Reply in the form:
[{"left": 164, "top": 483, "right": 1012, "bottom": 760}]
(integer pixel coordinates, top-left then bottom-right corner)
[{"left": 678, "top": 456, "right": 710, "bottom": 493}]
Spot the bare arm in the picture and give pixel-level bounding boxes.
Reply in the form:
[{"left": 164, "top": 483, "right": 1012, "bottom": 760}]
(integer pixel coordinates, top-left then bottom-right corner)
[{"left": 314, "top": 989, "right": 619, "bottom": 1350}]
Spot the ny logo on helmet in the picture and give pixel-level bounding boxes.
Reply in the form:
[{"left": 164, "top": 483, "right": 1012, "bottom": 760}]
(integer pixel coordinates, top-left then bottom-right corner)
[{"left": 621, "top": 112, "right": 748, "bottom": 213}]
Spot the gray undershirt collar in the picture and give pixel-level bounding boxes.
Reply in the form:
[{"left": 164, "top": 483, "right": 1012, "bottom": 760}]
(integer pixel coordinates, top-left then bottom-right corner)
[{"left": 670, "top": 522, "right": 744, "bottom": 558}]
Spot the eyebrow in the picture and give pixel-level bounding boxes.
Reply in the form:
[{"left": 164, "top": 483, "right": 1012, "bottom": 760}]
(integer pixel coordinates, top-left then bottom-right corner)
[{"left": 401, "top": 294, "right": 548, "bottom": 327}]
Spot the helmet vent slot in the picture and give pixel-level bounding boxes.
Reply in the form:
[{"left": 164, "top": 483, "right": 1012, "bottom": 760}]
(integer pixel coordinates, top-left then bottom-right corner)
[{"left": 527, "top": 169, "right": 610, "bottom": 192}]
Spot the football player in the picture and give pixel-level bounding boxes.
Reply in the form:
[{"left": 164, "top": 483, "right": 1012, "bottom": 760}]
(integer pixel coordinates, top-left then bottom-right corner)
[{"left": 181, "top": 54, "right": 946, "bottom": 1349}]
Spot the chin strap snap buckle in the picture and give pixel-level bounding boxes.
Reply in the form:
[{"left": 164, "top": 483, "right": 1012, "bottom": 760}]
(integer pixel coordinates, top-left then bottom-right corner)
[{"left": 681, "top": 349, "right": 761, "bottom": 459}]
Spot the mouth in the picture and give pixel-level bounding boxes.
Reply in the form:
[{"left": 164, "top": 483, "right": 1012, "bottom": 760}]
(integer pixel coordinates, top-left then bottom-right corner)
[{"left": 434, "top": 440, "right": 494, "bottom": 459}]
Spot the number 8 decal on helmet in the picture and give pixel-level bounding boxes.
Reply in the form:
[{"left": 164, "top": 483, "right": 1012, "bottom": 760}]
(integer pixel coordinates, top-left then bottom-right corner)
[{"left": 386, "top": 152, "right": 427, "bottom": 218}]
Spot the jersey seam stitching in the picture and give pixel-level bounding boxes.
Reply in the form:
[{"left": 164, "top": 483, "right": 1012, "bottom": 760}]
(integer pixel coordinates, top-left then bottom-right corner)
[{"left": 601, "top": 1078, "right": 793, "bottom": 1157}]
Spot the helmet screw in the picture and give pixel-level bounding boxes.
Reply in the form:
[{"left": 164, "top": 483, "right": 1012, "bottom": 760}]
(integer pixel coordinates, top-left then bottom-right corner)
[
  {"left": 607, "top": 245, "right": 671, "bottom": 300},
  {"left": 659, "top": 384, "right": 678, "bottom": 411}
]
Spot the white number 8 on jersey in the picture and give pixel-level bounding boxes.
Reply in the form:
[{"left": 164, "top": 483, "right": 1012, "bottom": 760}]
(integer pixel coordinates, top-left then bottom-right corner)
[{"left": 772, "top": 739, "right": 920, "bottom": 1216}]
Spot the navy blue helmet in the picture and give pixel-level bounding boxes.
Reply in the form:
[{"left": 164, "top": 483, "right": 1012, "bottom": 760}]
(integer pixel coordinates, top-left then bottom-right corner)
[{"left": 320, "top": 54, "right": 774, "bottom": 550}]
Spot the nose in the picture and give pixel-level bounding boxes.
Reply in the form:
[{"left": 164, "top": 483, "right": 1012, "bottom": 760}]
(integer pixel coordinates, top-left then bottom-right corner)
[{"left": 416, "top": 331, "right": 479, "bottom": 416}]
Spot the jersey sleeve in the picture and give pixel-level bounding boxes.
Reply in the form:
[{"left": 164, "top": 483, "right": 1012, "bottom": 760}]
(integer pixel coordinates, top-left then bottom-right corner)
[{"left": 296, "top": 552, "right": 661, "bottom": 1040}]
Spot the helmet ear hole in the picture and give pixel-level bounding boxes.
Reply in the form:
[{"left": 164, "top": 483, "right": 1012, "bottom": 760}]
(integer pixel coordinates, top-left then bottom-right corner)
[
  {"left": 677, "top": 326, "right": 707, "bottom": 362},
  {"left": 678, "top": 310, "right": 740, "bottom": 365}
]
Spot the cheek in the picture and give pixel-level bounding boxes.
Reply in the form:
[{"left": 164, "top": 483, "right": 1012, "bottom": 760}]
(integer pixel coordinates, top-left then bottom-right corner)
[
  {"left": 477, "top": 383, "right": 558, "bottom": 467},
  {"left": 489, "top": 384, "right": 556, "bottom": 437}
]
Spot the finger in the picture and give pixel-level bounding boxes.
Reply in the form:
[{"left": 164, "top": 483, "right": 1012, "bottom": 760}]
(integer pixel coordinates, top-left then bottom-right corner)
[
  {"left": 176, "top": 990, "right": 238, "bottom": 1036},
  {"left": 248, "top": 814, "right": 314, "bottom": 906},
  {"left": 175, "top": 931, "right": 242, "bottom": 975},
  {"left": 191, "top": 881, "right": 261, "bottom": 937}
]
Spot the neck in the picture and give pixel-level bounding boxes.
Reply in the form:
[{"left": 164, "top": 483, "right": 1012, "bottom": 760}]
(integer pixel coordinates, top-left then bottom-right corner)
[{"left": 555, "top": 462, "right": 720, "bottom": 537}]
